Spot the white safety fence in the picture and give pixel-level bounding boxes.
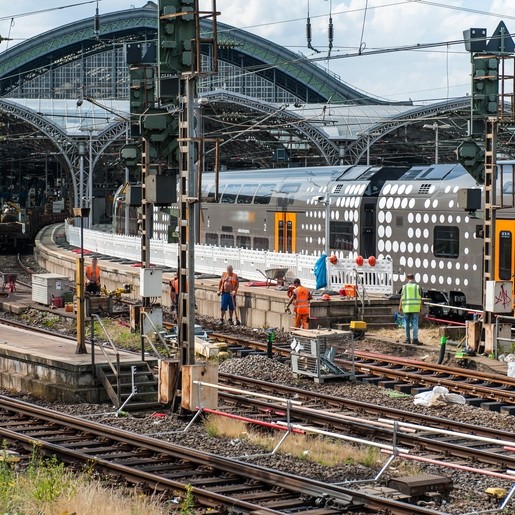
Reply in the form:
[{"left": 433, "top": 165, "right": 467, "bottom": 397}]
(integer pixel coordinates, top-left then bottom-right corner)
[
  {"left": 65, "top": 222, "right": 393, "bottom": 294},
  {"left": 327, "top": 258, "right": 393, "bottom": 295}
]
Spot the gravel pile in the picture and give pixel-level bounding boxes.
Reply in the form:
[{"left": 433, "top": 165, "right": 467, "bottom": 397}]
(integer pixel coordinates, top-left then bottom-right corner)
[{"left": 219, "top": 354, "right": 298, "bottom": 385}]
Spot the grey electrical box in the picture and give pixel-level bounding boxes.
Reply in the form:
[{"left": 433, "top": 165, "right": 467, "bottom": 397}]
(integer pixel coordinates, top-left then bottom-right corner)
[
  {"left": 140, "top": 268, "right": 163, "bottom": 297},
  {"left": 126, "top": 184, "right": 142, "bottom": 206},
  {"left": 32, "top": 273, "right": 70, "bottom": 306},
  {"left": 457, "top": 188, "right": 482, "bottom": 211},
  {"left": 145, "top": 173, "right": 177, "bottom": 205}
]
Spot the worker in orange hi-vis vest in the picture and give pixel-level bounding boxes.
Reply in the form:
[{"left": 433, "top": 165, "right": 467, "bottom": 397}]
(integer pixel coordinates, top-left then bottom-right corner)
[
  {"left": 169, "top": 273, "right": 179, "bottom": 312},
  {"left": 217, "top": 265, "right": 239, "bottom": 325},
  {"left": 285, "top": 278, "right": 312, "bottom": 329},
  {"left": 85, "top": 257, "right": 101, "bottom": 294}
]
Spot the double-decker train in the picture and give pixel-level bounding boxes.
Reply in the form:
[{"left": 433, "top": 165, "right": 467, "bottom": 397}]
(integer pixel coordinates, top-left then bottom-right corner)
[{"left": 113, "top": 162, "right": 515, "bottom": 311}]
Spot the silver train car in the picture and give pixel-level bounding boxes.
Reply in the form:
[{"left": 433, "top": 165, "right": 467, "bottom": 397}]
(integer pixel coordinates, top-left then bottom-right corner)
[{"left": 114, "top": 162, "right": 515, "bottom": 310}]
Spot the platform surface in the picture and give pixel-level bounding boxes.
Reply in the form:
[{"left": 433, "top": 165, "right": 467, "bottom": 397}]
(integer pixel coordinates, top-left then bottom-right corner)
[{"left": 0, "top": 323, "right": 150, "bottom": 367}]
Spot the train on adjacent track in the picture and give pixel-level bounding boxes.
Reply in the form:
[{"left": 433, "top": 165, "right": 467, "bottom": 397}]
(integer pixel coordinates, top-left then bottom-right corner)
[{"left": 113, "top": 162, "right": 515, "bottom": 312}]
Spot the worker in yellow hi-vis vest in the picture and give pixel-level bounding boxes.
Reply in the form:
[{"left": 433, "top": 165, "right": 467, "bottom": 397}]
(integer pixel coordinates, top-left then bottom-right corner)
[{"left": 399, "top": 273, "right": 422, "bottom": 345}]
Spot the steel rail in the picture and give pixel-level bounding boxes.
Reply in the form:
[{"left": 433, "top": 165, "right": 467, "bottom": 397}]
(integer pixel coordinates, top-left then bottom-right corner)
[
  {"left": 354, "top": 350, "right": 515, "bottom": 386},
  {"left": 211, "top": 333, "right": 515, "bottom": 405},
  {"left": 336, "top": 357, "right": 515, "bottom": 403},
  {"left": 0, "top": 316, "right": 77, "bottom": 340},
  {"left": 218, "top": 389, "right": 515, "bottom": 470},
  {"left": 219, "top": 374, "right": 515, "bottom": 466},
  {"left": 0, "top": 395, "right": 442, "bottom": 515}
]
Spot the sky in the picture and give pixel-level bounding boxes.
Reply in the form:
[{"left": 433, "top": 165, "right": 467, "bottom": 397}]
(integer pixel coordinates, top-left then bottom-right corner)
[{"left": 1, "top": 0, "right": 514, "bottom": 104}]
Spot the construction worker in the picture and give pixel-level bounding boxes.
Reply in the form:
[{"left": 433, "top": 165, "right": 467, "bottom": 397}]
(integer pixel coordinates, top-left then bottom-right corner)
[
  {"left": 218, "top": 265, "right": 239, "bottom": 325},
  {"left": 85, "top": 257, "right": 101, "bottom": 294},
  {"left": 285, "top": 278, "right": 312, "bottom": 329},
  {"left": 399, "top": 272, "right": 423, "bottom": 345},
  {"left": 169, "top": 273, "right": 179, "bottom": 312}
]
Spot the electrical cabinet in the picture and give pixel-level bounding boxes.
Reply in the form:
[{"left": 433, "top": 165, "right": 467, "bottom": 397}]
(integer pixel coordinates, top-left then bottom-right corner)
[{"left": 32, "top": 274, "right": 70, "bottom": 306}]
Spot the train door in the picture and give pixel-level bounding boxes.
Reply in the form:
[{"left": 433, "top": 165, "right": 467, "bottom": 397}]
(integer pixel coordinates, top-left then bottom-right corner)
[
  {"left": 495, "top": 220, "right": 515, "bottom": 298},
  {"left": 274, "top": 212, "right": 296, "bottom": 253},
  {"left": 362, "top": 203, "right": 376, "bottom": 258}
]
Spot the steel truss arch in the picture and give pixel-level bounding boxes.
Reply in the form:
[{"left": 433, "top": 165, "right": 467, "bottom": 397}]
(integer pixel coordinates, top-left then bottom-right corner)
[
  {"left": 346, "top": 97, "right": 471, "bottom": 164},
  {"left": 0, "top": 99, "right": 127, "bottom": 206},
  {"left": 201, "top": 90, "right": 341, "bottom": 165}
]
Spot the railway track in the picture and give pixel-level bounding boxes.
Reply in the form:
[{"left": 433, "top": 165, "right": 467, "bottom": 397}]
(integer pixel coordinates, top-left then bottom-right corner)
[
  {"left": 0, "top": 395, "right": 442, "bottom": 514},
  {"left": 347, "top": 350, "right": 515, "bottom": 405},
  {"left": 218, "top": 373, "right": 515, "bottom": 471},
  {"left": 0, "top": 315, "right": 77, "bottom": 340},
  {"left": 211, "top": 332, "right": 515, "bottom": 412}
]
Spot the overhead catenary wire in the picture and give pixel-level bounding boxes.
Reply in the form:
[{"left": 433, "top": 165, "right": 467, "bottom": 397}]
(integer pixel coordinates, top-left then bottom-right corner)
[{"left": 0, "top": 1, "right": 101, "bottom": 23}]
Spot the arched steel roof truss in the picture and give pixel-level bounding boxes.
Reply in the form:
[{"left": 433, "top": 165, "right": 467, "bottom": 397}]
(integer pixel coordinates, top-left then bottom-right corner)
[
  {"left": 0, "top": 99, "right": 126, "bottom": 205},
  {"left": 346, "top": 97, "right": 471, "bottom": 165},
  {"left": 202, "top": 90, "right": 341, "bottom": 165}
]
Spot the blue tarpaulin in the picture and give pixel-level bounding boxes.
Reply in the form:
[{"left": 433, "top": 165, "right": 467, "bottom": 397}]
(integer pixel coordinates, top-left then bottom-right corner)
[{"left": 313, "top": 253, "right": 327, "bottom": 289}]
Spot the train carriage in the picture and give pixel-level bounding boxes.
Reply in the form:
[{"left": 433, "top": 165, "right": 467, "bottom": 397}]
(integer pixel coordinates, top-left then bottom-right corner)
[{"left": 113, "top": 162, "right": 515, "bottom": 312}]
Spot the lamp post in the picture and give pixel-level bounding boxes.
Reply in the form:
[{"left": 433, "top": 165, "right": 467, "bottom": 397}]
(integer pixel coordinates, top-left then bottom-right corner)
[
  {"left": 357, "top": 131, "right": 381, "bottom": 165},
  {"left": 423, "top": 122, "right": 451, "bottom": 164},
  {"left": 78, "top": 128, "right": 96, "bottom": 228},
  {"left": 73, "top": 206, "right": 90, "bottom": 354}
]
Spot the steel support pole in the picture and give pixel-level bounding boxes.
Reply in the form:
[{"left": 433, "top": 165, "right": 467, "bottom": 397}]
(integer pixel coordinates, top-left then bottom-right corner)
[
  {"left": 78, "top": 144, "right": 85, "bottom": 208},
  {"left": 324, "top": 196, "right": 330, "bottom": 256},
  {"left": 75, "top": 212, "right": 87, "bottom": 354},
  {"left": 435, "top": 125, "right": 439, "bottom": 164},
  {"left": 483, "top": 118, "right": 498, "bottom": 345},
  {"left": 178, "top": 76, "right": 197, "bottom": 366},
  {"left": 88, "top": 131, "right": 93, "bottom": 228}
]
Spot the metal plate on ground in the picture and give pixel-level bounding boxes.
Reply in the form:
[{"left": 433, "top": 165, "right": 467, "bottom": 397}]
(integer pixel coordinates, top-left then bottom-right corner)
[{"left": 388, "top": 474, "right": 453, "bottom": 496}]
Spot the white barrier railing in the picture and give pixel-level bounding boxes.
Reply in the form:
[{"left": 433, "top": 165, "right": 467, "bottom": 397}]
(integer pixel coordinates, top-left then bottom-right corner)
[
  {"left": 327, "top": 258, "right": 393, "bottom": 295},
  {"left": 65, "top": 222, "right": 392, "bottom": 294}
]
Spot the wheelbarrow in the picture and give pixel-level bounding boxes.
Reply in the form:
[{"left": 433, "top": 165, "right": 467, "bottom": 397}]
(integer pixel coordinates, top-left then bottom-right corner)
[
  {"left": 1, "top": 272, "right": 17, "bottom": 293},
  {"left": 257, "top": 268, "right": 288, "bottom": 288}
]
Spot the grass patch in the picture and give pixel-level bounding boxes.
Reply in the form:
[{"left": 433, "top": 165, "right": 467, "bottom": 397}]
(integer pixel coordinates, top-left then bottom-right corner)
[
  {"left": 0, "top": 444, "right": 169, "bottom": 514},
  {"left": 87, "top": 318, "right": 141, "bottom": 350},
  {"left": 87, "top": 318, "right": 173, "bottom": 356},
  {"left": 203, "top": 414, "right": 385, "bottom": 468}
]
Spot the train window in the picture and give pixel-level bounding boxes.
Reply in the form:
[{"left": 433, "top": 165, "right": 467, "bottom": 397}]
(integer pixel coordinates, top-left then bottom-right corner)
[
  {"left": 237, "top": 184, "right": 258, "bottom": 204},
  {"left": 280, "top": 183, "right": 300, "bottom": 194},
  {"left": 499, "top": 230, "right": 512, "bottom": 280},
  {"left": 503, "top": 182, "right": 514, "bottom": 194},
  {"left": 221, "top": 184, "right": 240, "bottom": 204},
  {"left": 330, "top": 221, "right": 353, "bottom": 250},
  {"left": 254, "top": 184, "right": 275, "bottom": 204},
  {"left": 434, "top": 226, "right": 459, "bottom": 258},
  {"left": 236, "top": 235, "right": 251, "bottom": 249},
  {"left": 205, "top": 233, "right": 219, "bottom": 245},
  {"left": 254, "top": 237, "right": 269, "bottom": 251},
  {"left": 207, "top": 185, "right": 222, "bottom": 202},
  {"left": 220, "top": 234, "right": 234, "bottom": 247}
]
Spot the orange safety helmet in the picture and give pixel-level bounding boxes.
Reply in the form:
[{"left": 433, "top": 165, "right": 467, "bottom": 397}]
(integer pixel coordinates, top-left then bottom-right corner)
[
  {"left": 329, "top": 255, "right": 338, "bottom": 264},
  {"left": 321, "top": 293, "right": 331, "bottom": 301}
]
